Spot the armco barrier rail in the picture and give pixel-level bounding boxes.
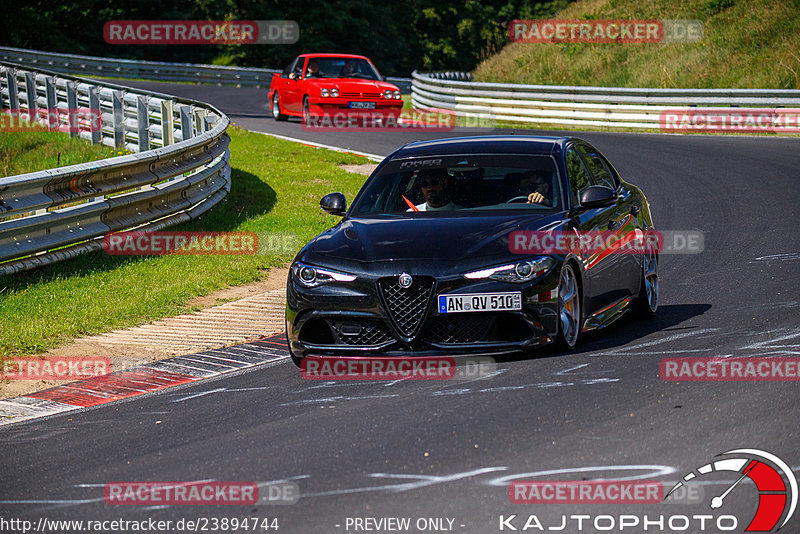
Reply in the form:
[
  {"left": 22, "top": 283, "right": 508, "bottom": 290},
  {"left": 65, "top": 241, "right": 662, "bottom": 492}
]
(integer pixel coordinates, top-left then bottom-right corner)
[
  {"left": 0, "top": 61, "right": 230, "bottom": 275},
  {"left": 411, "top": 71, "right": 800, "bottom": 129},
  {"left": 0, "top": 46, "right": 412, "bottom": 92}
]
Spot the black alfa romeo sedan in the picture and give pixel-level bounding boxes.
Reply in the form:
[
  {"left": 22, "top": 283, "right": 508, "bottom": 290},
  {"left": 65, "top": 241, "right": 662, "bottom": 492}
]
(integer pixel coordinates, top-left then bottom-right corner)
[{"left": 286, "top": 136, "right": 658, "bottom": 366}]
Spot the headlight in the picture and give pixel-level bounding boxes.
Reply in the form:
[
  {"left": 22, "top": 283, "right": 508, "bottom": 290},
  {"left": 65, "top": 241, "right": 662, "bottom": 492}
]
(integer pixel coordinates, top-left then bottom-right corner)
[
  {"left": 291, "top": 262, "right": 356, "bottom": 288},
  {"left": 320, "top": 88, "right": 329, "bottom": 97},
  {"left": 463, "top": 257, "right": 554, "bottom": 283},
  {"left": 384, "top": 90, "right": 393, "bottom": 99},
  {"left": 330, "top": 88, "right": 339, "bottom": 97},
  {"left": 393, "top": 90, "right": 401, "bottom": 99}
]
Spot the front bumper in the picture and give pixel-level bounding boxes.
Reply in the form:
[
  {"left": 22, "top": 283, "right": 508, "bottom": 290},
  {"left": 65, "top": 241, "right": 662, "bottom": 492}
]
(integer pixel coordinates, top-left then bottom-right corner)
[{"left": 286, "top": 268, "right": 561, "bottom": 360}]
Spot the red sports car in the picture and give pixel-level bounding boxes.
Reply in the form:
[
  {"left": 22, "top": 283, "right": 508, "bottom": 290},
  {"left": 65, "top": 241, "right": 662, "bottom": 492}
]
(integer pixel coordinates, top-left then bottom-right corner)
[{"left": 268, "top": 54, "right": 403, "bottom": 124}]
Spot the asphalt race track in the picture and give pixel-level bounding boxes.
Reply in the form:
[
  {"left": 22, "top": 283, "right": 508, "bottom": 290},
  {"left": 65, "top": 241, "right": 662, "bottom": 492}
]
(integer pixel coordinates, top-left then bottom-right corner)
[{"left": 1, "top": 80, "right": 799, "bottom": 533}]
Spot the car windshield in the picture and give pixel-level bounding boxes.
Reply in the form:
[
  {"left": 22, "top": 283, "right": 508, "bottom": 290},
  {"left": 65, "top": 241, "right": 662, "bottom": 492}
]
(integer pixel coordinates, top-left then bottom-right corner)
[
  {"left": 305, "top": 57, "right": 380, "bottom": 80},
  {"left": 350, "top": 154, "right": 563, "bottom": 215}
]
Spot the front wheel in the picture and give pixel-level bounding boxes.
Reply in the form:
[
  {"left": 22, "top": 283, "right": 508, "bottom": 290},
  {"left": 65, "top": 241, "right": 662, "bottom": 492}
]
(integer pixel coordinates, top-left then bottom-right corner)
[
  {"left": 636, "top": 233, "right": 659, "bottom": 318},
  {"left": 302, "top": 96, "right": 311, "bottom": 125},
  {"left": 272, "top": 93, "right": 287, "bottom": 121},
  {"left": 556, "top": 263, "right": 581, "bottom": 350}
]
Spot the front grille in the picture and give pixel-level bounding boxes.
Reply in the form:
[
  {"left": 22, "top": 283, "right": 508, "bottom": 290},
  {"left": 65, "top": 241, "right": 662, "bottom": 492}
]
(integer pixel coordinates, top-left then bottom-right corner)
[
  {"left": 423, "top": 315, "right": 496, "bottom": 344},
  {"left": 377, "top": 277, "right": 434, "bottom": 338},
  {"left": 331, "top": 320, "right": 394, "bottom": 346},
  {"left": 341, "top": 92, "right": 381, "bottom": 99}
]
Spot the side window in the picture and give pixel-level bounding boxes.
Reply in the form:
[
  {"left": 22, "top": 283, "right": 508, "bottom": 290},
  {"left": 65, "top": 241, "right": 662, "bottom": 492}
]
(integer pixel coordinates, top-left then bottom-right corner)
[
  {"left": 565, "top": 146, "right": 591, "bottom": 206},
  {"left": 281, "top": 58, "right": 298, "bottom": 78},
  {"left": 576, "top": 144, "right": 617, "bottom": 189}
]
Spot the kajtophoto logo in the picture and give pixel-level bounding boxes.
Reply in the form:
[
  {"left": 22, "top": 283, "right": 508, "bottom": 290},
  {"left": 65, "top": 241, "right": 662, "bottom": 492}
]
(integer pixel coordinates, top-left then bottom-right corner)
[{"left": 666, "top": 449, "right": 797, "bottom": 532}]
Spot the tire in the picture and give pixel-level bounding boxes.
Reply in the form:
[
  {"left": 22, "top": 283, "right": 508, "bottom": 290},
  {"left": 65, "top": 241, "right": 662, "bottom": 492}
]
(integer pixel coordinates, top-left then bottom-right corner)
[
  {"left": 272, "top": 93, "right": 287, "bottom": 121},
  {"left": 556, "top": 262, "right": 581, "bottom": 350},
  {"left": 636, "top": 232, "right": 659, "bottom": 318},
  {"left": 302, "top": 96, "right": 311, "bottom": 125}
]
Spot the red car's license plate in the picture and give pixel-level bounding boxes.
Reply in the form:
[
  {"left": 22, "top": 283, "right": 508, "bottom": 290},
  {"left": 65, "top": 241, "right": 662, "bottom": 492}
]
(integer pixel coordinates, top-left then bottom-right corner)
[{"left": 348, "top": 102, "right": 376, "bottom": 109}]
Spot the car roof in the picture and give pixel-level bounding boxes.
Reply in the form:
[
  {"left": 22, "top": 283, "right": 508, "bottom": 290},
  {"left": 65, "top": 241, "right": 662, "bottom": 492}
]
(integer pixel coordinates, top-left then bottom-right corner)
[
  {"left": 298, "top": 53, "right": 369, "bottom": 60},
  {"left": 389, "top": 135, "right": 575, "bottom": 159}
]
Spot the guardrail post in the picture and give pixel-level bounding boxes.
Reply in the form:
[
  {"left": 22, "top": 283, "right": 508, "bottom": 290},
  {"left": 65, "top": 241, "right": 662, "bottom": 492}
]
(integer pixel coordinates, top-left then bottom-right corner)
[
  {"left": 66, "top": 80, "right": 78, "bottom": 138},
  {"left": 24, "top": 71, "right": 37, "bottom": 122},
  {"left": 88, "top": 86, "right": 101, "bottom": 145},
  {"left": 6, "top": 67, "right": 19, "bottom": 110},
  {"left": 194, "top": 108, "right": 207, "bottom": 133},
  {"left": 160, "top": 99, "right": 174, "bottom": 146},
  {"left": 45, "top": 76, "right": 57, "bottom": 130},
  {"left": 180, "top": 104, "right": 193, "bottom": 140},
  {"left": 137, "top": 95, "right": 149, "bottom": 151},
  {"left": 112, "top": 90, "right": 124, "bottom": 149}
]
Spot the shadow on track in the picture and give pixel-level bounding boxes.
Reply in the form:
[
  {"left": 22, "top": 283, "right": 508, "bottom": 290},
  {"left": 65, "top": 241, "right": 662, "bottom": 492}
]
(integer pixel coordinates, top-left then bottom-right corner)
[{"left": 495, "top": 303, "right": 712, "bottom": 364}]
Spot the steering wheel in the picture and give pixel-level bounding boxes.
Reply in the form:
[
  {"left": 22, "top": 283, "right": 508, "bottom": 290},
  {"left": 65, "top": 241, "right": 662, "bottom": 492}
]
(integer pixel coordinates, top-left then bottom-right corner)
[{"left": 506, "top": 195, "right": 530, "bottom": 204}]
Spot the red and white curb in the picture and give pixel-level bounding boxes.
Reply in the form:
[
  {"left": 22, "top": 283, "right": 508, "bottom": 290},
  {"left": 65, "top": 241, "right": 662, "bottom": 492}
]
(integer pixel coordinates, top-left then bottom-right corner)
[{"left": 0, "top": 334, "right": 289, "bottom": 426}]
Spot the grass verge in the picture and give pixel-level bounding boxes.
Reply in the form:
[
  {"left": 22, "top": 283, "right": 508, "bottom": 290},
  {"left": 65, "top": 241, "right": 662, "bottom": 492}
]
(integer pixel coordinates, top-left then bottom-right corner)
[
  {"left": 0, "top": 130, "right": 127, "bottom": 177},
  {"left": 0, "top": 126, "right": 368, "bottom": 359},
  {"left": 474, "top": 0, "right": 800, "bottom": 89}
]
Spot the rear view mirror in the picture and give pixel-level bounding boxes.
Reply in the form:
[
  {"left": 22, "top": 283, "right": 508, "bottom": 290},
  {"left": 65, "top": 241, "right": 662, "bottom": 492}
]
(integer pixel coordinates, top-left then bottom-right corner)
[
  {"left": 320, "top": 192, "right": 347, "bottom": 216},
  {"left": 579, "top": 185, "right": 617, "bottom": 209}
]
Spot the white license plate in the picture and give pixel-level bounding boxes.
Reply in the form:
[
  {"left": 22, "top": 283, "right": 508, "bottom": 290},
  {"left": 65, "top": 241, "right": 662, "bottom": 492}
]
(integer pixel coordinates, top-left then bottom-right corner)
[
  {"left": 438, "top": 292, "right": 522, "bottom": 314},
  {"left": 348, "top": 102, "right": 376, "bottom": 109}
]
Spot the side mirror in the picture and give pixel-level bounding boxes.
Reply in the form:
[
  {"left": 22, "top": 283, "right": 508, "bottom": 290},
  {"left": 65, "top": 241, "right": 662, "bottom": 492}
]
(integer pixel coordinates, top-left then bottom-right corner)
[
  {"left": 320, "top": 192, "right": 347, "bottom": 216},
  {"left": 579, "top": 185, "right": 617, "bottom": 209}
]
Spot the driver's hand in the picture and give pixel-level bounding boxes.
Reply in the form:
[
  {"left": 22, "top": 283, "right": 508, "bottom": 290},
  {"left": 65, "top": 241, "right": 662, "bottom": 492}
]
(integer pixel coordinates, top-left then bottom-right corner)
[{"left": 527, "top": 192, "right": 546, "bottom": 204}]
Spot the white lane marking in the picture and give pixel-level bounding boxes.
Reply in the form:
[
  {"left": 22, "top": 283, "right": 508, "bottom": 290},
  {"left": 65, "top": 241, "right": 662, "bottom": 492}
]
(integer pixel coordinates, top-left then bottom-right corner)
[
  {"left": 555, "top": 363, "right": 591, "bottom": 375},
  {"left": 302, "top": 467, "right": 507, "bottom": 498},
  {"left": 251, "top": 130, "right": 385, "bottom": 161},
  {"left": 282, "top": 394, "right": 401, "bottom": 406},
  {"left": 751, "top": 253, "right": 800, "bottom": 262},
  {"left": 591, "top": 327, "right": 721, "bottom": 357},
  {"left": 171, "top": 388, "right": 227, "bottom": 402},
  {"left": 740, "top": 329, "right": 800, "bottom": 350},
  {"left": 485, "top": 464, "right": 676, "bottom": 486}
]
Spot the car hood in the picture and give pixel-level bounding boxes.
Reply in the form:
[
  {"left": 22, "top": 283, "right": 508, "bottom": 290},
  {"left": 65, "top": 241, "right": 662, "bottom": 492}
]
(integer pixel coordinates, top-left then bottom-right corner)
[
  {"left": 319, "top": 80, "right": 398, "bottom": 92},
  {"left": 310, "top": 214, "right": 564, "bottom": 262}
]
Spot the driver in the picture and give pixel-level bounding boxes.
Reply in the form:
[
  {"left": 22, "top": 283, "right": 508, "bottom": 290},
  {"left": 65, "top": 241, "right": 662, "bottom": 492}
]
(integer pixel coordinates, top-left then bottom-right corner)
[
  {"left": 519, "top": 170, "right": 553, "bottom": 206},
  {"left": 305, "top": 60, "right": 321, "bottom": 78},
  {"left": 409, "top": 169, "right": 462, "bottom": 211}
]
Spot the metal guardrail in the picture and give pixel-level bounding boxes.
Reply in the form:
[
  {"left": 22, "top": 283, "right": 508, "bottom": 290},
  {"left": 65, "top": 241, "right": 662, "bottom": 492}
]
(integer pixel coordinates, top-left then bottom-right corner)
[
  {"left": 0, "top": 46, "right": 413, "bottom": 92},
  {"left": 411, "top": 71, "right": 800, "bottom": 129},
  {"left": 0, "top": 61, "right": 230, "bottom": 275}
]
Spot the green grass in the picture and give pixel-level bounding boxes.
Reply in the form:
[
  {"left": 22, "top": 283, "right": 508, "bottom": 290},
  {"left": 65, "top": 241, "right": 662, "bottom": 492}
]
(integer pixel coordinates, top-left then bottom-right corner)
[
  {"left": 0, "top": 126, "right": 368, "bottom": 358},
  {"left": 474, "top": 0, "right": 800, "bottom": 89},
  {"left": 0, "top": 130, "right": 127, "bottom": 178}
]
